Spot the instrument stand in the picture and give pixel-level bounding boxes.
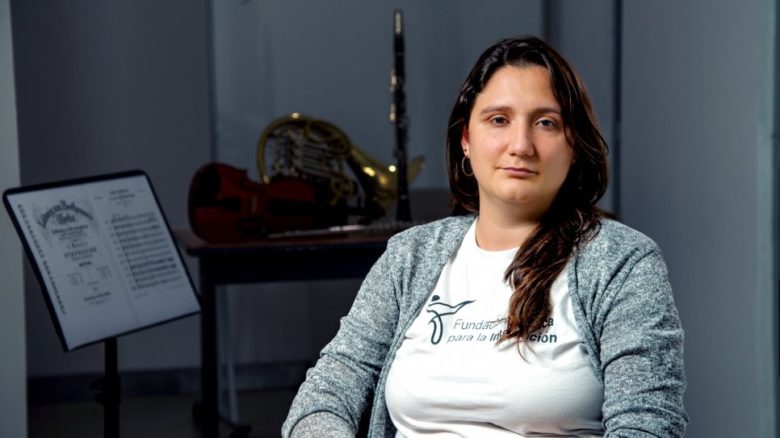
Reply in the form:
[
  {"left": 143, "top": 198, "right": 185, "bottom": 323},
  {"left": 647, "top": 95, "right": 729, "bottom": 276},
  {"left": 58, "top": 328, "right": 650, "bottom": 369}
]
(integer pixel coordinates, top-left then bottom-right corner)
[{"left": 89, "top": 337, "right": 121, "bottom": 438}]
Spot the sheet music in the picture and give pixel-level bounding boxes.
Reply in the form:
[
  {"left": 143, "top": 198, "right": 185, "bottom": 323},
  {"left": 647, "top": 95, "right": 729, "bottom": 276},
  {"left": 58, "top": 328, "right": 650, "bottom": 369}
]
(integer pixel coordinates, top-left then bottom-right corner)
[{"left": 6, "top": 174, "right": 199, "bottom": 350}]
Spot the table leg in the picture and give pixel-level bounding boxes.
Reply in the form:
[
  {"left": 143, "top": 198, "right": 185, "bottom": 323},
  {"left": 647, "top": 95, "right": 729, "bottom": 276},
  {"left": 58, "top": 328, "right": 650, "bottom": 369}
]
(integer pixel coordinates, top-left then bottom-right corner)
[{"left": 200, "top": 268, "right": 219, "bottom": 438}]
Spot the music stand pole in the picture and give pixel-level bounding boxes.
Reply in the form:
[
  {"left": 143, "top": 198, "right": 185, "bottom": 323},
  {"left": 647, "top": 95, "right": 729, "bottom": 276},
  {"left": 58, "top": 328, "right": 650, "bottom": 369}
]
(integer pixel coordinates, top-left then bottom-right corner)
[{"left": 95, "top": 337, "right": 121, "bottom": 438}]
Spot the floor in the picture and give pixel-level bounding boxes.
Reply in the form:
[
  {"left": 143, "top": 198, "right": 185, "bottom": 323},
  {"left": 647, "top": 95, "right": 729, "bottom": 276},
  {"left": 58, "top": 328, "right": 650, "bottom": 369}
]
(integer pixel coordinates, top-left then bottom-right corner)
[{"left": 28, "top": 389, "right": 297, "bottom": 438}]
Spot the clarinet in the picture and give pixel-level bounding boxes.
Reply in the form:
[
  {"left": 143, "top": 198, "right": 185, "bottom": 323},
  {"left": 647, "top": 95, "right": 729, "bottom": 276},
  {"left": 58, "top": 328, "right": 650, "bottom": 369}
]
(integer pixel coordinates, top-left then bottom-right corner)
[{"left": 390, "top": 9, "right": 412, "bottom": 222}]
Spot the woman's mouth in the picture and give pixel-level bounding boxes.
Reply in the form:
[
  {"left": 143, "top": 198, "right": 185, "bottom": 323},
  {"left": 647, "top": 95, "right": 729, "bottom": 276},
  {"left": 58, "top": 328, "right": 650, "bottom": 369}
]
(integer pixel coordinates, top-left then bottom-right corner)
[{"left": 502, "top": 167, "right": 538, "bottom": 177}]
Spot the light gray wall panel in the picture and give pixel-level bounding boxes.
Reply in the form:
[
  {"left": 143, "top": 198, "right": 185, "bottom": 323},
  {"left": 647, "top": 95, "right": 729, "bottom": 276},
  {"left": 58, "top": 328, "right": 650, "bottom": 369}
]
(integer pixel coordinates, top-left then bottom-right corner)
[
  {"left": 0, "top": 0, "right": 26, "bottom": 434},
  {"left": 622, "top": 0, "right": 775, "bottom": 435}
]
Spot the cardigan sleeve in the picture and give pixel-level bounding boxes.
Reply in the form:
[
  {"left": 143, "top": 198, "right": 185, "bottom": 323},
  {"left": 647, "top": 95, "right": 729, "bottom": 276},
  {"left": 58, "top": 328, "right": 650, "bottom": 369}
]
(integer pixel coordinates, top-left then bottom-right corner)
[
  {"left": 598, "top": 248, "right": 688, "bottom": 437},
  {"left": 282, "top": 246, "right": 401, "bottom": 438}
]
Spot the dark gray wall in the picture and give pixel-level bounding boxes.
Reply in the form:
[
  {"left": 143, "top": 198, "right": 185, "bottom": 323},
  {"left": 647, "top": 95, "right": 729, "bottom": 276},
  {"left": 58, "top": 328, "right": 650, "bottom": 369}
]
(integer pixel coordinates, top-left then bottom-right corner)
[
  {"left": 12, "top": 0, "right": 212, "bottom": 375},
  {"left": 546, "top": 0, "right": 616, "bottom": 213},
  {"left": 0, "top": 0, "right": 26, "bottom": 434},
  {"left": 621, "top": 0, "right": 776, "bottom": 435}
]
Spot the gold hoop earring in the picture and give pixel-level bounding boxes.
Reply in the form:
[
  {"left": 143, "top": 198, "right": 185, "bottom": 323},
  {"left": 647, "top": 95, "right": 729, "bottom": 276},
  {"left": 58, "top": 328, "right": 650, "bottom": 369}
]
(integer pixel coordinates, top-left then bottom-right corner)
[{"left": 461, "top": 156, "right": 474, "bottom": 177}]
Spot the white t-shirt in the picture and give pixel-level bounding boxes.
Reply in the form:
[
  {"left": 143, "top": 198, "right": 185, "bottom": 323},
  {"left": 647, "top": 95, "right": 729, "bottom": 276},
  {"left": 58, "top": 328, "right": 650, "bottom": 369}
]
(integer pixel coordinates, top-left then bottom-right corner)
[{"left": 385, "top": 221, "right": 604, "bottom": 437}]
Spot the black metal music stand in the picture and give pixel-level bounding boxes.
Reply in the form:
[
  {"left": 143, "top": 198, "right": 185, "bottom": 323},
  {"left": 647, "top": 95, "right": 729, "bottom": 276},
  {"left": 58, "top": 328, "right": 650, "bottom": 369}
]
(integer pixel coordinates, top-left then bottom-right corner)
[
  {"left": 2, "top": 171, "right": 201, "bottom": 438},
  {"left": 88, "top": 338, "right": 120, "bottom": 438}
]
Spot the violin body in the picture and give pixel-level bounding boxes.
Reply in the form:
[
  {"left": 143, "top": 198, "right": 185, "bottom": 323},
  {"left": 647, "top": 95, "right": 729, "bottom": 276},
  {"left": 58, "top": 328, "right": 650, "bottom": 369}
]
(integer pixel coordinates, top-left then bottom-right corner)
[{"left": 188, "top": 163, "right": 346, "bottom": 242}]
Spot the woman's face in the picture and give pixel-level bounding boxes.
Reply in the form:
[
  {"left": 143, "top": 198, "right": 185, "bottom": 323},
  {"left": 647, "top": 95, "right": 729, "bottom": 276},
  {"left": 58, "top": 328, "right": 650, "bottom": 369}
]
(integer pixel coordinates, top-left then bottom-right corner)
[{"left": 461, "top": 65, "right": 573, "bottom": 220}]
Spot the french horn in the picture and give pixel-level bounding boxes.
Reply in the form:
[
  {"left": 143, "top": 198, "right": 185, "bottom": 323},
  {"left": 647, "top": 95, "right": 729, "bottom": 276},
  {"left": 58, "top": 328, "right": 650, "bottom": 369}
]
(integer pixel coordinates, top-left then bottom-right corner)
[{"left": 256, "top": 113, "right": 425, "bottom": 222}]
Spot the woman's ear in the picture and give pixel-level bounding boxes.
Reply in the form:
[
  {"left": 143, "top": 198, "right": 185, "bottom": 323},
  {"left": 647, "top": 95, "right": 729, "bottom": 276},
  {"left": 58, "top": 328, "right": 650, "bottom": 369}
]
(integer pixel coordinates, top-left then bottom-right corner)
[{"left": 460, "top": 125, "right": 470, "bottom": 157}]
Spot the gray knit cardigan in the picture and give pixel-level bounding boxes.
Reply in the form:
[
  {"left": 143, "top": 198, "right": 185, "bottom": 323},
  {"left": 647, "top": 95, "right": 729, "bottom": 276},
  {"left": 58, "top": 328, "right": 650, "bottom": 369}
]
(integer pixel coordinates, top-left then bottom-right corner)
[{"left": 282, "top": 215, "right": 688, "bottom": 437}]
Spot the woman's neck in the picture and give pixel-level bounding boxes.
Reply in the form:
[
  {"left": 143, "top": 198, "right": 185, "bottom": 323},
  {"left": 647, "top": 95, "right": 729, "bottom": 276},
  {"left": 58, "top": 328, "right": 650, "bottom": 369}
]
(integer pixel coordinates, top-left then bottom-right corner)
[{"left": 474, "top": 210, "right": 540, "bottom": 251}]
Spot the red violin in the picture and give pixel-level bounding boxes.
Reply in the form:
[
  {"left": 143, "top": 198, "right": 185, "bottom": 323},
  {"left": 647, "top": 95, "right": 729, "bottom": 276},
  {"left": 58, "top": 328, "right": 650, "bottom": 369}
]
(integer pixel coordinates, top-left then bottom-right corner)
[{"left": 188, "top": 163, "right": 346, "bottom": 243}]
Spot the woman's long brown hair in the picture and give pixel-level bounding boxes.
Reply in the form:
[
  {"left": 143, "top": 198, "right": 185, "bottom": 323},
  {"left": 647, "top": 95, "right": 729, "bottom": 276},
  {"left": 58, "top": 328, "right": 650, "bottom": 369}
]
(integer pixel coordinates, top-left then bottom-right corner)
[{"left": 446, "top": 36, "right": 609, "bottom": 344}]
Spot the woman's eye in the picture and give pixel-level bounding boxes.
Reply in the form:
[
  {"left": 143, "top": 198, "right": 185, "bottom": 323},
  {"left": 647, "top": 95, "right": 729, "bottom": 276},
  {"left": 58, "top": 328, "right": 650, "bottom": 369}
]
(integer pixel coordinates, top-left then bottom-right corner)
[
  {"left": 489, "top": 116, "right": 509, "bottom": 126},
  {"left": 537, "top": 118, "right": 558, "bottom": 128}
]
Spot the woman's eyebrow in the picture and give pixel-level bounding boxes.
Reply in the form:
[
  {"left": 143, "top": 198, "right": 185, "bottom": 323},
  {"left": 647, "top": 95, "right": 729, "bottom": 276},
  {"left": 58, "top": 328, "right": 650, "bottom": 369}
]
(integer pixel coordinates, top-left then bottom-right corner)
[
  {"left": 478, "top": 105, "right": 513, "bottom": 115},
  {"left": 478, "top": 105, "right": 562, "bottom": 116},
  {"left": 531, "top": 106, "right": 562, "bottom": 115}
]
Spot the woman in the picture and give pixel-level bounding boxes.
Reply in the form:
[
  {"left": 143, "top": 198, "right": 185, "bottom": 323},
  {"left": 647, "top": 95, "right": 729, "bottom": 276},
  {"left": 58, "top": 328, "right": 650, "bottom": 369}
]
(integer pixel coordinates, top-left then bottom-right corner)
[{"left": 283, "top": 36, "right": 687, "bottom": 437}]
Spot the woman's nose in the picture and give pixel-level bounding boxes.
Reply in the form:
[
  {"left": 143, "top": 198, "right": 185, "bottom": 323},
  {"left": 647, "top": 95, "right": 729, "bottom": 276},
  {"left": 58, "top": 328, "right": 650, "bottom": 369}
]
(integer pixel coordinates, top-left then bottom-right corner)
[{"left": 508, "top": 124, "right": 535, "bottom": 157}]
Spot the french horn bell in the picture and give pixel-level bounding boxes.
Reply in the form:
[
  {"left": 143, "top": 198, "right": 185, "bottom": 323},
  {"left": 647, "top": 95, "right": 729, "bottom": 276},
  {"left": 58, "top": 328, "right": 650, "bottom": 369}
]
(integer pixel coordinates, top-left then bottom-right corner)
[{"left": 256, "top": 113, "right": 425, "bottom": 222}]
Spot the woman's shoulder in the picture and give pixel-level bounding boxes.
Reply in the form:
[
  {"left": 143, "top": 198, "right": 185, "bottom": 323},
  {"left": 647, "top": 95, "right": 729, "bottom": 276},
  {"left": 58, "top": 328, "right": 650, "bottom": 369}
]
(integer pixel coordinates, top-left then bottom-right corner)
[
  {"left": 381, "top": 215, "right": 474, "bottom": 263},
  {"left": 388, "top": 214, "right": 474, "bottom": 246},
  {"left": 582, "top": 218, "right": 662, "bottom": 260},
  {"left": 572, "top": 218, "right": 667, "bottom": 279},
  {"left": 571, "top": 220, "right": 674, "bottom": 332}
]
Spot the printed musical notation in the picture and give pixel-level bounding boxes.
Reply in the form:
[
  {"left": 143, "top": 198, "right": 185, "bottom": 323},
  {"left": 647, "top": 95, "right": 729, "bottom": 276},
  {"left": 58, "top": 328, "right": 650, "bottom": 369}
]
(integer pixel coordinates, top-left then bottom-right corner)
[{"left": 111, "top": 213, "right": 179, "bottom": 292}]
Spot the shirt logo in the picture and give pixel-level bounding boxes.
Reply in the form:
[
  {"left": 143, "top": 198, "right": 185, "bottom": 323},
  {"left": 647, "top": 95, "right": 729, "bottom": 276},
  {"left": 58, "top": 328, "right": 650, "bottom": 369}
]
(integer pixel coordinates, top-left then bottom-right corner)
[{"left": 426, "top": 295, "right": 475, "bottom": 344}]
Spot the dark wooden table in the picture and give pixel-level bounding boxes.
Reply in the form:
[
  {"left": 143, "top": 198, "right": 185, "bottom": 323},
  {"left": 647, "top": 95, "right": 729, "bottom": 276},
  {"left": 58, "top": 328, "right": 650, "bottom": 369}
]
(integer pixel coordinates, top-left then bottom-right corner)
[{"left": 174, "top": 230, "right": 390, "bottom": 438}]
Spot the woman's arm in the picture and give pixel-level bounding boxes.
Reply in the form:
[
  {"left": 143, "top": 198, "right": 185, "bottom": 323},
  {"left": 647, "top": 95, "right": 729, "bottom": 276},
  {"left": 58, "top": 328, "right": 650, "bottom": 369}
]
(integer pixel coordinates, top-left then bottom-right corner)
[
  {"left": 282, "top": 247, "right": 401, "bottom": 437},
  {"left": 599, "top": 248, "right": 688, "bottom": 437}
]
